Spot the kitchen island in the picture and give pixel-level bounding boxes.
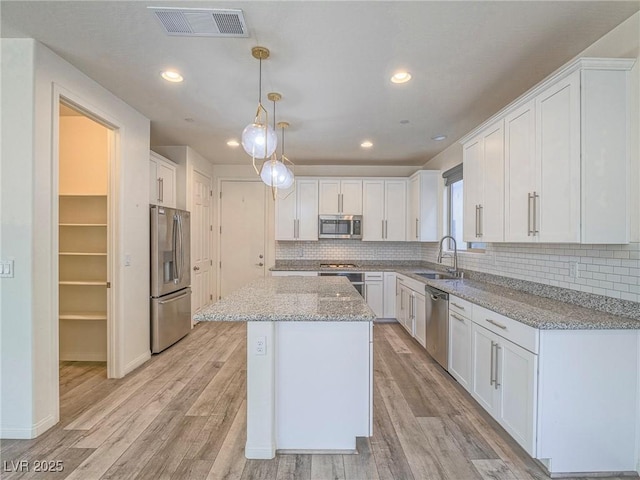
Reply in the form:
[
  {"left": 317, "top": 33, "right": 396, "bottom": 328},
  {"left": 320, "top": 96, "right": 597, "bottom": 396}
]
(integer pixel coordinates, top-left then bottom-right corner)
[{"left": 193, "top": 276, "right": 376, "bottom": 459}]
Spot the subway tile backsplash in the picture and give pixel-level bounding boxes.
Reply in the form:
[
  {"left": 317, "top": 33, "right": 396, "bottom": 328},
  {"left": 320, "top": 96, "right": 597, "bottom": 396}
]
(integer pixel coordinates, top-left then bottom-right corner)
[{"left": 276, "top": 241, "right": 640, "bottom": 302}]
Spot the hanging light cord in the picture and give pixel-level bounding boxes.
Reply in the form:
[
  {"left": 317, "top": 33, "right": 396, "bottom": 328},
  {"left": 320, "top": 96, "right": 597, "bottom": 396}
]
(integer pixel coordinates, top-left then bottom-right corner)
[
  {"left": 258, "top": 57, "right": 262, "bottom": 104},
  {"left": 281, "top": 125, "right": 285, "bottom": 157}
]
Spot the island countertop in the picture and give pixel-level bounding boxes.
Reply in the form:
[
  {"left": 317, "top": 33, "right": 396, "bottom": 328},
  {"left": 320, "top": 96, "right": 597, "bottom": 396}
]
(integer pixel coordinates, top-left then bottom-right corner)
[{"left": 193, "top": 276, "right": 376, "bottom": 322}]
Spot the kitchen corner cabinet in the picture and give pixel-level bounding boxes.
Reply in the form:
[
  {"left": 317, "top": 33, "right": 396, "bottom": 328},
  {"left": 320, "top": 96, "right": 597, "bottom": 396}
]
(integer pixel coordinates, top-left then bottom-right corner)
[
  {"left": 408, "top": 171, "right": 440, "bottom": 242},
  {"left": 462, "top": 120, "right": 505, "bottom": 243},
  {"left": 275, "top": 179, "right": 319, "bottom": 241},
  {"left": 319, "top": 179, "right": 363, "bottom": 215},
  {"left": 362, "top": 179, "right": 407, "bottom": 241},
  {"left": 149, "top": 151, "right": 177, "bottom": 208}
]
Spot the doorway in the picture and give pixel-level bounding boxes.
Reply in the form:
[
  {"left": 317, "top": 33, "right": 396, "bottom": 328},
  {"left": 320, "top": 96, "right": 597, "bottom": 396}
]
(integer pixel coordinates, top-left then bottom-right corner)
[
  {"left": 57, "top": 101, "right": 112, "bottom": 376},
  {"left": 218, "top": 180, "right": 267, "bottom": 298},
  {"left": 191, "top": 169, "right": 213, "bottom": 314}
]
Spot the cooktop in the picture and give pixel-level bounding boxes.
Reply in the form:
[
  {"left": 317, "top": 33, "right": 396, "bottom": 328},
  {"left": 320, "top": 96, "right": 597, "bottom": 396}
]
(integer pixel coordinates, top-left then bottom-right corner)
[{"left": 319, "top": 263, "right": 359, "bottom": 268}]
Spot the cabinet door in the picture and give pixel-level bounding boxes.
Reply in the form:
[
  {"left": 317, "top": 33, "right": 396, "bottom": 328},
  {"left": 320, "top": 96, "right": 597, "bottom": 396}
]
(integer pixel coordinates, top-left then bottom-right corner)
[
  {"left": 496, "top": 339, "right": 537, "bottom": 455},
  {"left": 505, "top": 101, "right": 536, "bottom": 242},
  {"left": 448, "top": 311, "right": 471, "bottom": 391},
  {"left": 365, "top": 281, "right": 384, "bottom": 318},
  {"left": 413, "top": 292, "right": 426, "bottom": 348},
  {"left": 384, "top": 180, "right": 407, "bottom": 242},
  {"left": 536, "top": 71, "right": 580, "bottom": 243},
  {"left": 463, "top": 137, "right": 483, "bottom": 242},
  {"left": 481, "top": 122, "right": 504, "bottom": 242},
  {"left": 296, "top": 180, "right": 319, "bottom": 240},
  {"left": 383, "top": 272, "right": 397, "bottom": 318},
  {"left": 318, "top": 180, "right": 340, "bottom": 215},
  {"left": 363, "top": 181, "right": 385, "bottom": 241},
  {"left": 149, "top": 159, "right": 159, "bottom": 205},
  {"left": 275, "top": 186, "right": 297, "bottom": 240},
  {"left": 395, "top": 278, "right": 404, "bottom": 324},
  {"left": 156, "top": 162, "right": 176, "bottom": 208},
  {"left": 340, "top": 180, "right": 363, "bottom": 215},
  {"left": 471, "top": 324, "right": 499, "bottom": 414},
  {"left": 409, "top": 175, "right": 420, "bottom": 241}
]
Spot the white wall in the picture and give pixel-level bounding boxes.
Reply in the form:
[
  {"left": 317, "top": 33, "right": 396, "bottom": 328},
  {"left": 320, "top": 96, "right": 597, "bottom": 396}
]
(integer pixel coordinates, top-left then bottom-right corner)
[{"left": 1, "top": 39, "right": 151, "bottom": 439}]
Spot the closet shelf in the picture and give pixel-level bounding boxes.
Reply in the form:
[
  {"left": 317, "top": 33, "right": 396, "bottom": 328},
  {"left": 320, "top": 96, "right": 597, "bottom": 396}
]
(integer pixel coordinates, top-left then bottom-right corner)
[
  {"left": 59, "top": 223, "right": 107, "bottom": 227},
  {"left": 59, "top": 281, "right": 108, "bottom": 286},
  {"left": 59, "top": 252, "right": 107, "bottom": 256},
  {"left": 59, "top": 312, "right": 107, "bottom": 321}
]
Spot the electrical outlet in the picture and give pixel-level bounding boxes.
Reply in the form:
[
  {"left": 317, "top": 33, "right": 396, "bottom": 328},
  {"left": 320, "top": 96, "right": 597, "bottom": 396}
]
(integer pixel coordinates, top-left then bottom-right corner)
[
  {"left": 569, "top": 261, "right": 579, "bottom": 278},
  {"left": 0, "top": 260, "right": 14, "bottom": 278},
  {"left": 124, "top": 254, "right": 131, "bottom": 266},
  {"left": 255, "top": 336, "right": 266, "bottom": 355}
]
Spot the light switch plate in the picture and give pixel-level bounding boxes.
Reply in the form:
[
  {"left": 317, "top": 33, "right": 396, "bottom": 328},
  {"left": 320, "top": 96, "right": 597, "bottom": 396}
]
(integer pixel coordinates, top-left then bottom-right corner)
[{"left": 0, "top": 260, "right": 14, "bottom": 278}]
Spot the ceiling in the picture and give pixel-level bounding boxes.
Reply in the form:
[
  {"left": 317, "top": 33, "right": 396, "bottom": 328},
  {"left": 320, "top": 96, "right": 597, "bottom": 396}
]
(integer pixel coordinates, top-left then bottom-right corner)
[{"left": 2, "top": 1, "right": 638, "bottom": 167}]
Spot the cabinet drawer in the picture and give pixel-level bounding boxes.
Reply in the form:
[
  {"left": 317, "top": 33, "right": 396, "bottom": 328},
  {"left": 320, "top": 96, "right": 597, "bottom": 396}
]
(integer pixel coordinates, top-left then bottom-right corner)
[
  {"left": 473, "top": 305, "right": 539, "bottom": 354},
  {"left": 396, "top": 274, "right": 423, "bottom": 293},
  {"left": 365, "top": 272, "right": 383, "bottom": 281},
  {"left": 449, "top": 295, "right": 473, "bottom": 318}
]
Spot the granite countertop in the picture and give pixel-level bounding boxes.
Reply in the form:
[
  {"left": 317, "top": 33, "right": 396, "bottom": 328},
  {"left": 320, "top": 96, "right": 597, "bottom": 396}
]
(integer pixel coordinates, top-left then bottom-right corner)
[
  {"left": 271, "top": 261, "right": 640, "bottom": 330},
  {"left": 193, "top": 276, "right": 376, "bottom": 322}
]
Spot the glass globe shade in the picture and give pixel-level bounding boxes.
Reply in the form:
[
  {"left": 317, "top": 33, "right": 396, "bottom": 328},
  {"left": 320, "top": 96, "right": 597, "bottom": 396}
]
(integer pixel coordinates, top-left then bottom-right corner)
[
  {"left": 280, "top": 167, "right": 294, "bottom": 189},
  {"left": 241, "top": 122, "right": 277, "bottom": 159},
  {"left": 260, "top": 160, "right": 289, "bottom": 187}
]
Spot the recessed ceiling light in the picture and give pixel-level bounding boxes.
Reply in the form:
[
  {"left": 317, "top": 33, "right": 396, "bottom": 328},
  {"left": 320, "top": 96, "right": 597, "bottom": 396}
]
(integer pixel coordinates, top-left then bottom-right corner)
[
  {"left": 227, "top": 139, "right": 240, "bottom": 147},
  {"left": 391, "top": 72, "right": 412, "bottom": 84},
  {"left": 431, "top": 135, "right": 447, "bottom": 141},
  {"left": 184, "top": 118, "right": 195, "bottom": 123},
  {"left": 161, "top": 70, "right": 183, "bottom": 83},
  {"left": 400, "top": 120, "right": 410, "bottom": 125},
  {"left": 360, "top": 141, "right": 373, "bottom": 148}
]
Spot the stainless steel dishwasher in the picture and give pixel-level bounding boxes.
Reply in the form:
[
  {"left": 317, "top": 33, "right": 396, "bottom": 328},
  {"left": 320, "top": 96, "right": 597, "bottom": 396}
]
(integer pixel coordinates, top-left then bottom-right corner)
[{"left": 425, "top": 285, "right": 449, "bottom": 369}]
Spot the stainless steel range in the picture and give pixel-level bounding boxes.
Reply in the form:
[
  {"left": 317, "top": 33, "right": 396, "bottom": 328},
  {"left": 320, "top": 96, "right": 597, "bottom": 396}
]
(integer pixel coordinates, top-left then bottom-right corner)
[{"left": 318, "top": 263, "right": 363, "bottom": 296}]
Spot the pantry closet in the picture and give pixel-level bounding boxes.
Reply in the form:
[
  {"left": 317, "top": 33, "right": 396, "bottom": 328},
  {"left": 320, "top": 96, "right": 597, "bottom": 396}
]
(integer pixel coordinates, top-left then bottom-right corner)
[{"left": 58, "top": 103, "right": 110, "bottom": 362}]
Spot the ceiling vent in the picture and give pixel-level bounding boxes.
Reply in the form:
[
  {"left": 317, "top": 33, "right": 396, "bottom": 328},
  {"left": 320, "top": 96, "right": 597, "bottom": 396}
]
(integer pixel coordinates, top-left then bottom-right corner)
[{"left": 149, "top": 7, "right": 249, "bottom": 37}]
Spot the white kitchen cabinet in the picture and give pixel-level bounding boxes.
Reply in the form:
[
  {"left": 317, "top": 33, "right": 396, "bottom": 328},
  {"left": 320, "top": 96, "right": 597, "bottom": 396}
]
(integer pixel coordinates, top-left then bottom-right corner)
[
  {"left": 395, "top": 277, "right": 412, "bottom": 335},
  {"left": 362, "top": 179, "right": 407, "bottom": 241},
  {"left": 383, "top": 272, "right": 397, "bottom": 318},
  {"left": 408, "top": 171, "right": 440, "bottom": 242},
  {"left": 364, "top": 272, "right": 383, "bottom": 318},
  {"left": 466, "top": 57, "right": 634, "bottom": 244},
  {"left": 470, "top": 323, "right": 500, "bottom": 412},
  {"left": 462, "top": 120, "right": 504, "bottom": 243},
  {"left": 149, "top": 151, "right": 177, "bottom": 208},
  {"left": 448, "top": 297, "right": 472, "bottom": 391},
  {"left": 275, "top": 179, "right": 319, "bottom": 241},
  {"left": 319, "top": 179, "right": 362, "bottom": 215}
]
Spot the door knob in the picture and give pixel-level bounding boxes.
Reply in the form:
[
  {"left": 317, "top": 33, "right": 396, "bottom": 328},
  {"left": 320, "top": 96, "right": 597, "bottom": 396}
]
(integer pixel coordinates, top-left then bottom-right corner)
[
  {"left": 259, "top": 254, "right": 264, "bottom": 259},
  {"left": 256, "top": 263, "right": 264, "bottom": 267},
  {"left": 193, "top": 266, "right": 200, "bottom": 271}
]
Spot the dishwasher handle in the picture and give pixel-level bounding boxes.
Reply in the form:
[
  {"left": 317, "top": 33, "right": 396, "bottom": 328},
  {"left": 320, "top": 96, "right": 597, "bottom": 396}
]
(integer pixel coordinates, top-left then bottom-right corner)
[{"left": 425, "top": 285, "right": 449, "bottom": 301}]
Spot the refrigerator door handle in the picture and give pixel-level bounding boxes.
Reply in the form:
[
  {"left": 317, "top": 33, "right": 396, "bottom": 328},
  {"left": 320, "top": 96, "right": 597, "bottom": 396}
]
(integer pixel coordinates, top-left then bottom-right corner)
[
  {"left": 158, "top": 291, "right": 189, "bottom": 304},
  {"left": 172, "top": 214, "right": 179, "bottom": 281}
]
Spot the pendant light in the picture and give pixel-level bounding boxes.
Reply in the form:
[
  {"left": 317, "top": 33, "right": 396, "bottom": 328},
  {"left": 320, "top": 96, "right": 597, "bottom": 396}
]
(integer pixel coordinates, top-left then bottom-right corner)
[
  {"left": 241, "top": 46, "right": 277, "bottom": 167},
  {"left": 277, "top": 121, "right": 294, "bottom": 189},
  {"left": 259, "top": 93, "right": 289, "bottom": 192}
]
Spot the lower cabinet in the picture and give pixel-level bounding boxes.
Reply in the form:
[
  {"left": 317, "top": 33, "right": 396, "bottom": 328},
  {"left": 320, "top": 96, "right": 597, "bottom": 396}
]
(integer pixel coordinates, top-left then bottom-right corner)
[
  {"left": 395, "top": 274, "right": 426, "bottom": 343},
  {"left": 364, "top": 272, "right": 384, "bottom": 318},
  {"left": 396, "top": 278, "right": 412, "bottom": 335},
  {"left": 448, "top": 308, "right": 472, "bottom": 391},
  {"left": 383, "top": 272, "right": 396, "bottom": 318},
  {"left": 412, "top": 291, "right": 426, "bottom": 348}
]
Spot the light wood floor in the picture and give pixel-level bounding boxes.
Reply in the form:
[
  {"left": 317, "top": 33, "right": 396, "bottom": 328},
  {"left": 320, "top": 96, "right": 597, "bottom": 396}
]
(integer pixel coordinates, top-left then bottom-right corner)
[{"left": 0, "top": 322, "right": 634, "bottom": 480}]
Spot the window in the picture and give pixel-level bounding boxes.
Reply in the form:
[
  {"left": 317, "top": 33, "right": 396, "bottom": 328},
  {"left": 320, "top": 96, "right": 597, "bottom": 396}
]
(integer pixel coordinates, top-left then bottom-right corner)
[{"left": 442, "top": 164, "right": 485, "bottom": 252}]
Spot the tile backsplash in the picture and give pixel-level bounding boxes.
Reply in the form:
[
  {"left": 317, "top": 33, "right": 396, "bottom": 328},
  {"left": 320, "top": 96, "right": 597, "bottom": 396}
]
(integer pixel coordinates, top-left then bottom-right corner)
[{"left": 276, "top": 241, "right": 640, "bottom": 302}]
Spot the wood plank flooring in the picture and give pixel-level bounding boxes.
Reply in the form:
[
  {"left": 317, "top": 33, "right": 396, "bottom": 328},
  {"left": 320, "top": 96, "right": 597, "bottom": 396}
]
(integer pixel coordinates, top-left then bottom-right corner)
[{"left": 0, "top": 321, "right": 635, "bottom": 480}]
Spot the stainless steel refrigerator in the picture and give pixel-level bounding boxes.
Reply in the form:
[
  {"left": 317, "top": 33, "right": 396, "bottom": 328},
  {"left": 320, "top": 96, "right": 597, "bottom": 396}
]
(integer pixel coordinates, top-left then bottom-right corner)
[{"left": 150, "top": 205, "right": 191, "bottom": 353}]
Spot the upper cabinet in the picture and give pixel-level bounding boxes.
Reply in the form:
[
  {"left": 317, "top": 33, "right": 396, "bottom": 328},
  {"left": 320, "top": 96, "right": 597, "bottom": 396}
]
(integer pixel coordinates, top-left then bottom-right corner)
[
  {"left": 408, "top": 171, "right": 440, "bottom": 242},
  {"left": 275, "top": 179, "right": 319, "bottom": 241},
  {"left": 462, "top": 121, "right": 505, "bottom": 243},
  {"left": 362, "top": 179, "right": 407, "bottom": 241},
  {"left": 149, "top": 151, "right": 177, "bottom": 208},
  {"left": 319, "top": 179, "right": 363, "bottom": 215},
  {"left": 463, "top": 57, "right": 634, "bottom": 244}
]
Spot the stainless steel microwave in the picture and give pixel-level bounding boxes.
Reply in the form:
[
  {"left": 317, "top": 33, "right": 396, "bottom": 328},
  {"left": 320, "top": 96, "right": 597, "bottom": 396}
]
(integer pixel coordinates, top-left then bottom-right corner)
[{"left": 318, "top": 215, "right": 363, "bottom": 239}]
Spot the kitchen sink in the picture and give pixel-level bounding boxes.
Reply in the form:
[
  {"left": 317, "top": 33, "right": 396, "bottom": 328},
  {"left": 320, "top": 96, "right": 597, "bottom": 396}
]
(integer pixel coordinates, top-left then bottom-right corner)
[{"left": 416, "top": 272, "right": 456, "bottom": 280}]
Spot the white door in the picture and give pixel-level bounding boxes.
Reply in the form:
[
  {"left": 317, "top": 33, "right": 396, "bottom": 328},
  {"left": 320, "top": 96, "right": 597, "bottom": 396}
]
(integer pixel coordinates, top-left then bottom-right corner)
[
  {"left": 497, "top": 339, "right": 538, "bottom": 455},
  {"left": 340, "top": 180, "right": 363, "bottom": 215},
  {"left": 471, "top": 324, "right": 498, "bottom": 413},
  {"left": 536, "top": 71, "right": 581, "bottom": 243},
  {"left": 362, "top": 181, "right": 385, "bottom": 241},
  {"left": 463, "top": 137, "right": 483, "bottom": 242},
  {"left": 219, "top": 181, "right": 266, "bottom": 298},
  {"left": 448, "top": 311, "right": 471, "bottom": 391},
  {"left": 191, "top": 170, "right": 213, "bottom": 314},
  {"left": 384, "top": 180, "right": 407, "bottom": 242},
  {"left": 318, "top": 180, "right": 340, "bottom": 214},
  {"left": 481, "top": 122, "right": 504, "bottom": 242},
  {"left": 505, "top": 101, "right": 536, "bottom": 242}
]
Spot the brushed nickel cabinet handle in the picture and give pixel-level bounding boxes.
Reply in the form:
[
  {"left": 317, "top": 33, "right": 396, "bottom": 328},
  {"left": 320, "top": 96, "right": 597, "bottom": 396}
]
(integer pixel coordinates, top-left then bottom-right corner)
[
  {"left": 451, "top": 302, "right": 466, "bottom": 310},
  {"left": 533, "top": 191, "right": 539, "bottom": 235},
  {"left": 451, "top": 313, "right": 465, "bottom": 322},
  {"left": 415, "top": 218, "right": 419, "bottom": 239},
  {"left": 490, "top": 341, "right": 496, "bottom": 386},
  {"left": 486, "top": 319, "right": 507, "bottom": 330},
  {"left": 478, "top": 204, "right": 483, "bottom": 237},
  {"left": 527, "top": 193, "right": 533, "bottom": 236},
  {"left": 494, "top": 344, "right": 501, "bottom": 390}
]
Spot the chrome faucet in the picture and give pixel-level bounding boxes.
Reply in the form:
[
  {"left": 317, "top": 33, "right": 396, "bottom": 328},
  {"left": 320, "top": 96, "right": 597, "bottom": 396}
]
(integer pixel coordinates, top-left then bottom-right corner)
[{"left": 437, "top": 235, "right": 461, "bottom": 277}]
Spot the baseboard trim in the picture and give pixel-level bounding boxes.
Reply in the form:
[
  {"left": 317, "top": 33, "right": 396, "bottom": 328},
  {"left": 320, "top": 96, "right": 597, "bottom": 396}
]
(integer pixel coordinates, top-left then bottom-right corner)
[
  {"left": 122, "top": 350, "right": 151, "bottom": 377},
  {"left": 60, "top": 352, "right": 107, "bottom": 362},
  {"left": 245, "top": 444, "right": 276, "bottom": 459},
  {"left": 1, "top": 414, "right": 56, "bottom": 439},
  {"left": 277, "top": 448, "right": 358, "bottom": 455}
]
